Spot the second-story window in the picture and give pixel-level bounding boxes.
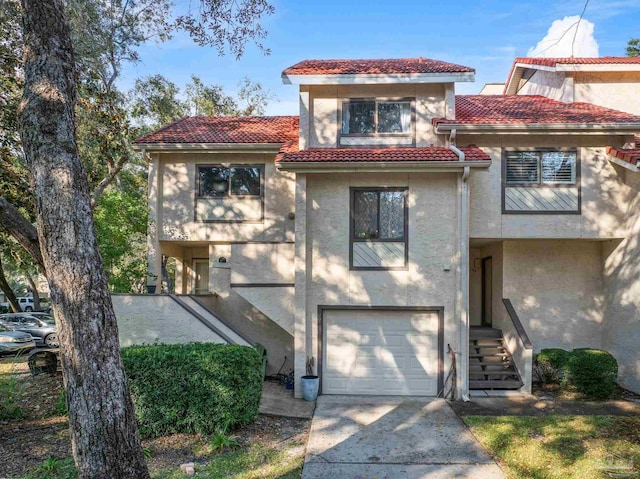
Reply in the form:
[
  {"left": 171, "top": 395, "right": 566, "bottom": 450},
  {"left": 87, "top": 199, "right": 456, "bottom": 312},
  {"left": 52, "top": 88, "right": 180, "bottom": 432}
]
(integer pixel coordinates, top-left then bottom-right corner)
[
  {"left": 342, "top": 99, "right": 412, "bottom": 135},
  {"left": 198, "top": 165, "right": 262, "bottom": 198},
  {"left": 505, "top": 151, "right": 577, "bottom": 185}
]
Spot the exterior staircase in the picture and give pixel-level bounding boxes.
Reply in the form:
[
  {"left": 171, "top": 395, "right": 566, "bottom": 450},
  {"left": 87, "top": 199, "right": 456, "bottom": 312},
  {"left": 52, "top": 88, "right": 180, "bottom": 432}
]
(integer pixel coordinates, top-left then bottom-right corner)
[{"left": 469, "top": 327, "right": 523, "bottom": 390}]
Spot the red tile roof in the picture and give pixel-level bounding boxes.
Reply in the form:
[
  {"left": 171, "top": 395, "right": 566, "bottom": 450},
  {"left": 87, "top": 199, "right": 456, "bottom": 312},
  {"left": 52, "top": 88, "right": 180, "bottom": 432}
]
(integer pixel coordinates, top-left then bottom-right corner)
[
  {"left": 606, "top": 146, "right": 640, "bottom": 166},
  {"left": 275, "top": 142, "right": 490, "bottom": 164},
  {"left": 433, "top": 95, "right": 640, "bottom": 127},
  {"left": 282, "top": 58, "right": 475, "bottom": 76},
  {"left": 514, "top": 57, "right": 640, "bottom": 67},
  {"left": 133, "top": 116, "right": 299, "bottom": 145}
]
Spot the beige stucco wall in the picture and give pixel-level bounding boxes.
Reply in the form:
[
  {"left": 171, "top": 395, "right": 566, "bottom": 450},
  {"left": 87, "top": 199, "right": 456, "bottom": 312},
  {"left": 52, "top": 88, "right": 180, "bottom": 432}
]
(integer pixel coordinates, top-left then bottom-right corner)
[
  {"left": 574, "top": 72, "right": 640, "bottom": 116},
  {"left": 230, "top": 243, "right": 295, "bottom": 284},
  {"left": 463, "top": 134, "right": 632, "bottom": 240},
  {"left": 516, "top": 69, "right": 573, "bottom": 102},
  {"left": 295, "top": 171, "right": 462, "bottom": 394},
  {"left": 602, "top": 168, "right": 640, "bottom": 392},
  {"left": 157, "top": 152, "right": 295, "bottom": 243},
  {"left": 501, "top": 240, "right": 605, "bottom": 351},
  {"left": 305, "top": 84, "right": 448, "bottom": 149},
  {"left": 113, "top": 294, "right": 227, "bottom": 346}
]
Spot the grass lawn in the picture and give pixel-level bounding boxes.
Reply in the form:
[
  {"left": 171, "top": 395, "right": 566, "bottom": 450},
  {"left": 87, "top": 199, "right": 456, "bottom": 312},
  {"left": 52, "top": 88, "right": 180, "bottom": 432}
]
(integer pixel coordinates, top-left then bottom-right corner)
[{"left": 464, "top": 415, "right": 640, "bottom": 479}]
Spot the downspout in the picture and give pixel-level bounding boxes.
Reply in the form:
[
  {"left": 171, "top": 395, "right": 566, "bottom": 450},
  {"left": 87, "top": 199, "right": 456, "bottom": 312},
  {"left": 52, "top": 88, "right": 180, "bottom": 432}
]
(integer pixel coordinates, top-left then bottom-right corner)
[{"left": 450, "top": 129, "right": 471, "bottom": 402}]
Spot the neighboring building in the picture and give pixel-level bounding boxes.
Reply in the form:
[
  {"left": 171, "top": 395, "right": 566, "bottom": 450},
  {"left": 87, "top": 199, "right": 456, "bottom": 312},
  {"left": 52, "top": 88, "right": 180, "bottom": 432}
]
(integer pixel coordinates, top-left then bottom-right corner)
[{"left": 130, "top": 56, "right": 640, "bottom": 397}]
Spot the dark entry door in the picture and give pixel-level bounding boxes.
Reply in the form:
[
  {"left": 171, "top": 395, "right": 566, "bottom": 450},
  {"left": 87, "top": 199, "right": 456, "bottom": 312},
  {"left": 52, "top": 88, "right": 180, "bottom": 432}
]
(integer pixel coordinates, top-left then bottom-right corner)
[{"left": 481, "top": 257, "right": 492, "bottom": 327}]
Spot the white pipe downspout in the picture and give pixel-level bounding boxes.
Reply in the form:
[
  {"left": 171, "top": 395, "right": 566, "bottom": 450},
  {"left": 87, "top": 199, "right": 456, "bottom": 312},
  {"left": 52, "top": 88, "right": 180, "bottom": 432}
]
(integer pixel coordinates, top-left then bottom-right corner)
[{"left": 450, "top": 129, "right": 471, "bottom": 402}]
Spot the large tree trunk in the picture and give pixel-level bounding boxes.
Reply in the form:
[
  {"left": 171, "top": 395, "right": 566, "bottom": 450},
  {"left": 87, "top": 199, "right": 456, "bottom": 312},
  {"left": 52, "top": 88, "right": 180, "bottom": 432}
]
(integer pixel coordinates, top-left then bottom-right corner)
[
  {"left": 0, "top": 256, "right": 21, "bottom": 312},
  {"left": 24, "top": 272, "right": 41, "bottom": 311},
  {"left": 18, "top": 1, "right": 150, "bottom": 478}
]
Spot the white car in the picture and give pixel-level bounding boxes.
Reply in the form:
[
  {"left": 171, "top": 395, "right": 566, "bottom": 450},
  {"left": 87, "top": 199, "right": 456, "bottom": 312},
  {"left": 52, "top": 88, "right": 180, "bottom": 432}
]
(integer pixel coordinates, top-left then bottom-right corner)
[{"left": 0, "top": 297, "right": 36, "bottom": 312}]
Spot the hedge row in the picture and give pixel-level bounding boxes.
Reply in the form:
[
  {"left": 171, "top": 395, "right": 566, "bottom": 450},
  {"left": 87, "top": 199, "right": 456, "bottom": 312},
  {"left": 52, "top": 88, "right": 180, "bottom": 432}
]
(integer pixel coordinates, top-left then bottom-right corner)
[
  {"left": 535, "top": 348, "right": 618, "bottom": 400},
  {"left": 121, "top": 343, "right": 264, "bottom": 438}
]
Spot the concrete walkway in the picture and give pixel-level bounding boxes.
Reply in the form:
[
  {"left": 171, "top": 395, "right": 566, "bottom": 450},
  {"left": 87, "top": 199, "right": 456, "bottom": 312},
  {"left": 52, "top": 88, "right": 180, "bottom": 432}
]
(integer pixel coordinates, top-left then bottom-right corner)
[
  {"left": 302, "top": 396, "right": 505, "bottom": 479},
  {"left": 258, "top": 381, "right": 315, "bottom": 419}
]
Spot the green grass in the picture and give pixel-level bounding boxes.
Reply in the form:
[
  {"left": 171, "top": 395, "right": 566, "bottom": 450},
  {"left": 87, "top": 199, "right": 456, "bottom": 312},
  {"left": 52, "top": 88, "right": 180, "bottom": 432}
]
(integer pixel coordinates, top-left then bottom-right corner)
[
  {"left": 464, "top": 416, "right": 640, "bottom": 479},
  {"left": 153, "top": 444, "right": 303, "bottom": 479},
  {"left": 22, "top": 458, "right": 76, "bottom": 479}
]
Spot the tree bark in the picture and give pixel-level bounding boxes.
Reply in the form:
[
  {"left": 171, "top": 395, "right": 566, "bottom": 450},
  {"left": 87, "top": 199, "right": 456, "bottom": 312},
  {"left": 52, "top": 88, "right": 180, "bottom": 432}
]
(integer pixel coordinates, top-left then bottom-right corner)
[
  {"left": 18, "top": 1, "right": 150, "bottom": 478},
  {"left": 24, "top": 272, "right": 41, "bottom": 311},
  {"left": 0, "top": 197, "right": 44, "bottom": 270},
  {"left": 0, "top": 256, "right": 21, "bottom": 312}
]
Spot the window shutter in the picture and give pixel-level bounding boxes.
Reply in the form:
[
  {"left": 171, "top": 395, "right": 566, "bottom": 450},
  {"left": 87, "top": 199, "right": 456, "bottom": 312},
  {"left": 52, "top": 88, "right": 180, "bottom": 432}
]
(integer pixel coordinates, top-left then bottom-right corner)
[
  {"left": 541, "top": 152, "right": 576, "bottom": 184},
  {"left": 505, "top": 152, "right": 539, "bottom": 184}
]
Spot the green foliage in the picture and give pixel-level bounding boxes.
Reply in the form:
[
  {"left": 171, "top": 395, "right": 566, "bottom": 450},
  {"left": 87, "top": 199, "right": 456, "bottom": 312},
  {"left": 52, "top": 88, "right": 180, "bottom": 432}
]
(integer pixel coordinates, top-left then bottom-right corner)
[
  {"left": 52, "top": 388, "right": 68, "bottom": 416},
  {"left": 23, "top": 457, "right": 77, "bottom": 479},
  {"left": 121, "top": 343, "right": 264, "bottom": 438},
  {"left": 93, "top": 171, "right": 148, "bottom": 292},
  {"left": 535, "top": 348, "right": 571, "bottom": 385},
  {"left": 566, "top": 349, "right": 618, "bottom": 400},
  {"left": 627, "top": 38, "right": 640, "bottom": 56},
  {"left": 211, "top": 429, "right": 240, "bottom": 452},
  {"left": 0, "top": 372, "right": 23, "bottom": 420},
  {"left": 130, "top": 75, "right": 187, "bottom": 131}
]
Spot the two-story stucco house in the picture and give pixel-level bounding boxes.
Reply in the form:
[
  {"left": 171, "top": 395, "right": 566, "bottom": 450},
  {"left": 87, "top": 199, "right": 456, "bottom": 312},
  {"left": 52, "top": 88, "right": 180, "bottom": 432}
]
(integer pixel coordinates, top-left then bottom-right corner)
[{"left": 128, "top": 56, "right": 640, "bottom": 399}]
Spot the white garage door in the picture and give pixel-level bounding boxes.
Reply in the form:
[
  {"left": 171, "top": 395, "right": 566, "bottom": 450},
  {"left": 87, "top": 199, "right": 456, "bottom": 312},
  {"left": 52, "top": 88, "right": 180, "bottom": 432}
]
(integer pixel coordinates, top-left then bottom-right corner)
[{"left": 323, "top": 309, "right": 441, "bottom": 396}]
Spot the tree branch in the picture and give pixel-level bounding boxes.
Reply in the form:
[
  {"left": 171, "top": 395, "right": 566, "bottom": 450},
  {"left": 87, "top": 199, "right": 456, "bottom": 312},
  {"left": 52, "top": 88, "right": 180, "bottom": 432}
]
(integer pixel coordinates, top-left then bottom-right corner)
[{"left": 0, "top": 196, "right": 44, "bottom": 270}]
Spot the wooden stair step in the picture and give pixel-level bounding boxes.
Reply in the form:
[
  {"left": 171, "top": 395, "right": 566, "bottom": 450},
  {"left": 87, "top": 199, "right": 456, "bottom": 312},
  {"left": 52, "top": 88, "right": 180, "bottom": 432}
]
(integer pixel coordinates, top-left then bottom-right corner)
[
  {"left": 469, "top": 327, "right": 503, "bottom": 339},
  {"left": 469, "top": 379, "right": 523, "bottom": 390},
  {"left": 470, "top": 353, "right": 510, "bottom": 358},
  {"left": 469, "top": 361, "right": 510, "bottom": 366},
  {"left": 469, "top": 371, "right": 519, "bottom": 377}
]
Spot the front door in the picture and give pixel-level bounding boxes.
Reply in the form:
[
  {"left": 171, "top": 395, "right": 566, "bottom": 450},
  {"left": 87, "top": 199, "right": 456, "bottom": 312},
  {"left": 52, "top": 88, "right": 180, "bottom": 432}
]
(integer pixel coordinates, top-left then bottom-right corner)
[
  {"left": 481, "top": 257, "right": 492, "bottom": 327},
  {"left": 193, "top": 259, "right": 209, "bottom": 295}
]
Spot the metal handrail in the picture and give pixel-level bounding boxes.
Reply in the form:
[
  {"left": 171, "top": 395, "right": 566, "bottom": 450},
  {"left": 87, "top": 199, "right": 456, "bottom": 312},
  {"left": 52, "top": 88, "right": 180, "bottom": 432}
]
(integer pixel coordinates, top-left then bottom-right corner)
[{"left": 502, "top": 298, "right": 533, "bottom": 350}]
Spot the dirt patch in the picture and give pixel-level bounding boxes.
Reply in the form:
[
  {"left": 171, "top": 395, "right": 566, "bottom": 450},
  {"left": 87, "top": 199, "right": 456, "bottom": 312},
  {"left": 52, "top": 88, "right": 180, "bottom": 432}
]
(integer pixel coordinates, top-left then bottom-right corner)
[
  {"left": 143, "top": 415, "right": 310, "bottom": 474},
  {"left": 0, "top": 416, "right": 71, "bottom": 478}
]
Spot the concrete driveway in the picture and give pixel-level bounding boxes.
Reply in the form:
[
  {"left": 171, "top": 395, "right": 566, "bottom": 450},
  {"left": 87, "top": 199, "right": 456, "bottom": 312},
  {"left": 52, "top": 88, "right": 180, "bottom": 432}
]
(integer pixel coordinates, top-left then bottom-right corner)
[{"left": 302, "top": 396, "right": 505, "bottom": 479}]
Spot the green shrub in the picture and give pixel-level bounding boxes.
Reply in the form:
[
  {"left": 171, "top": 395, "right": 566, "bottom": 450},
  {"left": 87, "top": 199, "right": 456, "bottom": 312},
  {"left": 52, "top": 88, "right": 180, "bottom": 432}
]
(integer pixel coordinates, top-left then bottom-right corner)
[
  {"left": 566, "top": 348, "right": 618, "bottom": 400},
  {"left": 0, "top": 371, "right": 24, "bottom": 420},
  {"left": 534, "top": 348, "right": 571, "bottom": 385},
  {"left": 121, "top": 343, "right": 263, "bottom": 438}
]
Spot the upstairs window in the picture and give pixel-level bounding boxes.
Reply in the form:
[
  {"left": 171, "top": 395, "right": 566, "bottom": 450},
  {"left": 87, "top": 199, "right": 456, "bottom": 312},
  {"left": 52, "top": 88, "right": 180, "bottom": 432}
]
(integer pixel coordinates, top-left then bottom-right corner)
[
  {"left": 505, "top": 151, "right": 577, "bottom": 185},
  {"left": 198, "top": 165, "right": 262, "bottom": 198},
  {"left": 342, "top": 100, "right": 412, "bottom": 135},
  {"left": 351, "top": 188, "right": 408, "bottom": 270}
]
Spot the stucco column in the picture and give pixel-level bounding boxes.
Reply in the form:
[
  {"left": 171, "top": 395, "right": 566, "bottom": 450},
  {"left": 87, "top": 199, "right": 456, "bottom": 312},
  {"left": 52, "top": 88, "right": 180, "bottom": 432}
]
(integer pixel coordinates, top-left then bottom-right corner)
[
  {"left": 146, "top": 152, "right": 162, "bottom": 293},
  {"left": 299, "top": 86, "right": 310, "bottom": 150},
  {"left": 457, "top": 167, "right": 471, "bottom": 400},
  {"left": 294, "top": 173, "right": 308, "bottom": 398}
]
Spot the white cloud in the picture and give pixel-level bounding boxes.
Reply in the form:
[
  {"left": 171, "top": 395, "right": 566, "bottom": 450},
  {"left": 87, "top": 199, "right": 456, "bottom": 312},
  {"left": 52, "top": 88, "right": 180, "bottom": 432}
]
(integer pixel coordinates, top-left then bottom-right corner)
[{"left": 527, "top": 16, "right": 599, "bottom": 57}]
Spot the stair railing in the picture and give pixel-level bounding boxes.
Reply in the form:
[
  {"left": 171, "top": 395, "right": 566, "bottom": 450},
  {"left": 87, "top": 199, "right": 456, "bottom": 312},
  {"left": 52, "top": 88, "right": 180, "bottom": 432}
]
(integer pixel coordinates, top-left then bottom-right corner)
[{"left": 501, "top": 298, "right": 534, "bottom": 392}]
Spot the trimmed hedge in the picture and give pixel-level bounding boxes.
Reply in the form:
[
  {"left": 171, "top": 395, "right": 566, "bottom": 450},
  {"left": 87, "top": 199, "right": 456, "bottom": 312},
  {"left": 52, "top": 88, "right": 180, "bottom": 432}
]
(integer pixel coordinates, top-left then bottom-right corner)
[
  {"left": 534, "top": 347, "right": 619, "bottom": 399},
  {"left": 566, "top": 348, "right": 618, "bottom": 400},
  {"left": 121, "top": 343, "right": 263, "bottom": 438}
]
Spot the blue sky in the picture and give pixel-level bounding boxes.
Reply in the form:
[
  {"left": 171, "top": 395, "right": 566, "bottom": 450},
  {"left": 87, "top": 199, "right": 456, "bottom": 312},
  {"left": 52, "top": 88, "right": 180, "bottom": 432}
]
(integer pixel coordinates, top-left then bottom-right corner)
[{"left": 119, "top": 0, "right": 640, "bottom": 115}]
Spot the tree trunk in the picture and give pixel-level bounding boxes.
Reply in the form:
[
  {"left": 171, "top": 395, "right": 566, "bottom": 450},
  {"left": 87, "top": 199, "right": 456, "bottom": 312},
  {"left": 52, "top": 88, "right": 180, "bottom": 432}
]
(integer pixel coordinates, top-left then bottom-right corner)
[
  {"left": 0, "top": 256, "right": 21, "bottom": 312},
  {"left": 0, "top": 197, "right": 44, "bottom": 270},
  {"left": 24, "top": 272, "right": 41, "bottom": 311},
  {"left": 18, "top": 1, "right": 150, "bottom": 478}
]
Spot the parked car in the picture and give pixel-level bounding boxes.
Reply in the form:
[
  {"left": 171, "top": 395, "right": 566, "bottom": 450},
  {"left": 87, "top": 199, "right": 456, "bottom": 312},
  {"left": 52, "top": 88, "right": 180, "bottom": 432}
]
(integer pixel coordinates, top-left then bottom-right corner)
[
  {"left": 0, "top": 297, "right": 37, "bottom": 312},
  {"left": 0, "top": 313, "right": 59, "bottom": 348},
  {"left": 0, "top": 323, "right": 35, "bottom": 356},
  {"left": 27, "top": 312, "right": 55, "bottom": 324}
]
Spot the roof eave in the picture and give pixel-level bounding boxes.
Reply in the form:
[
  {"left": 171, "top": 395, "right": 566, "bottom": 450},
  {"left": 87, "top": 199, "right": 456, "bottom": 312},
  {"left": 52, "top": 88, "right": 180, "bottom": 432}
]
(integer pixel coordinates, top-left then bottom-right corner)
[
  {"left": 435, "top": 123, "right": 640, "bottom": 135},
  {"left": 281, "top": 72, "right": 475, "bottom": 85},
  {"left": 276, "top": 160, "right": 491, "bottom": 172},
  {"left": 132, "top": 142, "right": 286, "bottom": 153},
  {"left": 608, "top": 155, "right": 639, "bottom": 172}
]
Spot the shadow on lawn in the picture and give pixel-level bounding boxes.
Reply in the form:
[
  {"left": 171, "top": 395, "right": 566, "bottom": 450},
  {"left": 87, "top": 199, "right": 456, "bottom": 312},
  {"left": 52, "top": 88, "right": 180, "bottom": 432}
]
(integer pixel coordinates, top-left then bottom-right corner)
[{"left": 465, "top": 415, "right": 640, "bottom": 479}]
